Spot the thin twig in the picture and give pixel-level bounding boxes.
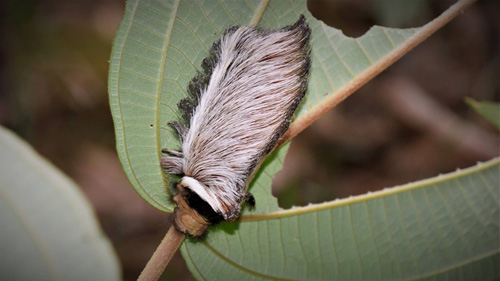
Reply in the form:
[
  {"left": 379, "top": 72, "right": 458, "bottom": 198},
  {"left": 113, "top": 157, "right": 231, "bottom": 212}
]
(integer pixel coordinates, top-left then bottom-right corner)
[{"left": 137, "top": 225, "right": 185, "bottom": 281}]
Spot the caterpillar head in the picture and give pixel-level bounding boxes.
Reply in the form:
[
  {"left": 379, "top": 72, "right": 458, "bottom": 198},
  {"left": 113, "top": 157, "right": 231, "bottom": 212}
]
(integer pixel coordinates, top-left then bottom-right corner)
[
  {"left": 172, "top": 178, "right": 224, "bottom": 237},
  {"left": 172, "top": 185, "right": 211, "bottom": 237}
]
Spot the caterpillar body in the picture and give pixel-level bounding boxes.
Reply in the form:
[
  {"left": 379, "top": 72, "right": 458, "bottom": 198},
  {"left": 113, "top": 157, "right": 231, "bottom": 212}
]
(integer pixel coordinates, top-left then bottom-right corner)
[{"left": 162, "top": 15, "right": 311, "bottom": 237}]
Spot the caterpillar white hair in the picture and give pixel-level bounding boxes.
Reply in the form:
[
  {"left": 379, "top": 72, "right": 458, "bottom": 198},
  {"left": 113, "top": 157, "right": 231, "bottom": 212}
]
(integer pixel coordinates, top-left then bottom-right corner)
[{"left": 162, "top": 15, "right": 311, "bottom": 237}]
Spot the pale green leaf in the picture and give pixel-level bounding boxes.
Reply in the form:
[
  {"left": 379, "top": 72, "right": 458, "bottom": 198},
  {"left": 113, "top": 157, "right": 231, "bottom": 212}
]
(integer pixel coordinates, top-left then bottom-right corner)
[
  {"left": 0, "top": 127, "right": 121, "bottom": 281},
  {"left": 108, "top": 0, "right": 418, "bottom": 211},
  {"left": 183, "top": 158, "right": 500, "bottom": 280},
  {"left": 466, "top": 98, "right": 500, "bottom": 130}
]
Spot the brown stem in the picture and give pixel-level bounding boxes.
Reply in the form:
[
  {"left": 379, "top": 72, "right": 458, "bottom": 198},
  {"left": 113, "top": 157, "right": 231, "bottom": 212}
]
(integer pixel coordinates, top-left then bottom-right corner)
[
  {"left": 278, "top": 0, "right": 478, "bottom": 147},
  {"left": 137, "top": 225, "right": 185, "bottom": 281}
]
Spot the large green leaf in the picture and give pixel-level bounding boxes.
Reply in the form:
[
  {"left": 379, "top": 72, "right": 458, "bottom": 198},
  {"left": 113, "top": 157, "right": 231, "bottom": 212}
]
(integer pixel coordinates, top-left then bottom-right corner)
[
  {"left": 108, "top": 0, "right": 419, "bottom": 212},
  {"left": 0, "top": 127, "right": 121, "bottom": 281},
  {"left": 183, "top": 158, "right": 499, "bottom": 280}
]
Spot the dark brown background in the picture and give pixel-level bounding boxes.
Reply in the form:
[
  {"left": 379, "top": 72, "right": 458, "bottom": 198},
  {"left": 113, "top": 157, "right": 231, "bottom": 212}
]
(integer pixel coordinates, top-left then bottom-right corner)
[{"left": 1, "top": 0, "right": 498, "bottom": 280}]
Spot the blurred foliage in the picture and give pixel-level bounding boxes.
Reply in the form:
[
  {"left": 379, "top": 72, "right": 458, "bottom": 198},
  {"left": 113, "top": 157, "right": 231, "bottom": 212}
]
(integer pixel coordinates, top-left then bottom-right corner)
[
  {"left": 0, "top": 126, "right": 121, "bottom": 281},
  {"left": 466, "top": 98, "right": 500, "bottom": 130}
]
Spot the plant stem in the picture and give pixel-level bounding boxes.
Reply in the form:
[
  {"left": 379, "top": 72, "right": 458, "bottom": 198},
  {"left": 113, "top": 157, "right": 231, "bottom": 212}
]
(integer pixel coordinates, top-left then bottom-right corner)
[{"left": 137, "top": 225, "right": 185, "bottom": 281}]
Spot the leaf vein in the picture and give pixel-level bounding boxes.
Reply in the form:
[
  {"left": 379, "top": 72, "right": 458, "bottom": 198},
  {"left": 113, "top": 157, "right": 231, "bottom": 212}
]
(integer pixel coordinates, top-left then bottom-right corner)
[
  {"left": 381, "top": 27, "right": 396, "bottom": 48},
  {"left": 127, "top": 37, "right": 163, "bottom": 52},
  {"left": 455, "top": 178, "right": 496, "bottom": 242},
  {"left": 394, "top": 193, "right": 422, "bottom": 275},
  {"left": 201, "top": 239, "right": 301, "bottom": 280},
  {"left": 115, "top": 0, "right": 164, "bottom": 209},
  {"left": 320, "top": 23, "right": 356, "bottom": 78},
  {"left": 347, "top": 204, "right": 364, "bottom": 279},
  {"left": 133, "top": 21, "right": 167, "bottom": 38}
]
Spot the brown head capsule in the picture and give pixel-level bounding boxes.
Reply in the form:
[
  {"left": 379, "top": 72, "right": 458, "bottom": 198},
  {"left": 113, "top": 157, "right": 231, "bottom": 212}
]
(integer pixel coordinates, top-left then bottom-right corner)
[{"left": 172, "top": 184, "right": 211, "bottom": 237}]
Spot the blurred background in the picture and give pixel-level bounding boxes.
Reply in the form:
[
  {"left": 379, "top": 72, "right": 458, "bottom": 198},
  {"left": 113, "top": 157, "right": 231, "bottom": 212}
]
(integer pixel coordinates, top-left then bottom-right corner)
[{"left": 0, "top": 0, "right": 498, "bottom": 280}]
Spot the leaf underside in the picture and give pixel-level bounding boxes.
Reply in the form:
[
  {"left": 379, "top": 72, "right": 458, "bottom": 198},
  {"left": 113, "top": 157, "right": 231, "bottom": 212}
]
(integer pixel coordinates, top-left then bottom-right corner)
[{"left": 182, "top": 159, "right": 499, "bottom": 280}]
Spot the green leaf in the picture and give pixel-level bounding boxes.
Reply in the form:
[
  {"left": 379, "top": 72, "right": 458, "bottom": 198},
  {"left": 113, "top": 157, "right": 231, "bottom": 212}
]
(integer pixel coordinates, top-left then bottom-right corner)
[
  {"left": 466, "top": 98, "right": 500, "bottom": 130},
  {"left": 182, "top": 158, "right": 500, "bottom": 280},
  {"left": 0, "top": 127, "right": 121, "bottom": 281},
  {"left": 108, "top": 0, "right": 419, "bottom": 211}
]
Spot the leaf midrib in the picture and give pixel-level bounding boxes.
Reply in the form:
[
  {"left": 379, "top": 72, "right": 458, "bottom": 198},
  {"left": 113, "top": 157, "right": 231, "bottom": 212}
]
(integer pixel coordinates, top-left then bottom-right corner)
[
  {"left": 115, "top": 0, "right": 158, "bottom": 208},
  {"left": 154, "top": 0, "right": 180, "bottom": 206},
  {"left": 249, "top": 0, "right": 270, "bottom": 26},
  {"left": 239, "top": 157, "right": 500, "bottom": 221},
  {"left": 116, "top": 0, "right": 180, "bottom": 211}
]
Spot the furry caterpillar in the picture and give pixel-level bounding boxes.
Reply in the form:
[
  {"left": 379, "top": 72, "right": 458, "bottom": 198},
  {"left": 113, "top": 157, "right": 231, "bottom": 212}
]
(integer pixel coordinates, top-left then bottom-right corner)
[{"left": 162, "top": 15, "right": 311, "bottom": 237}]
